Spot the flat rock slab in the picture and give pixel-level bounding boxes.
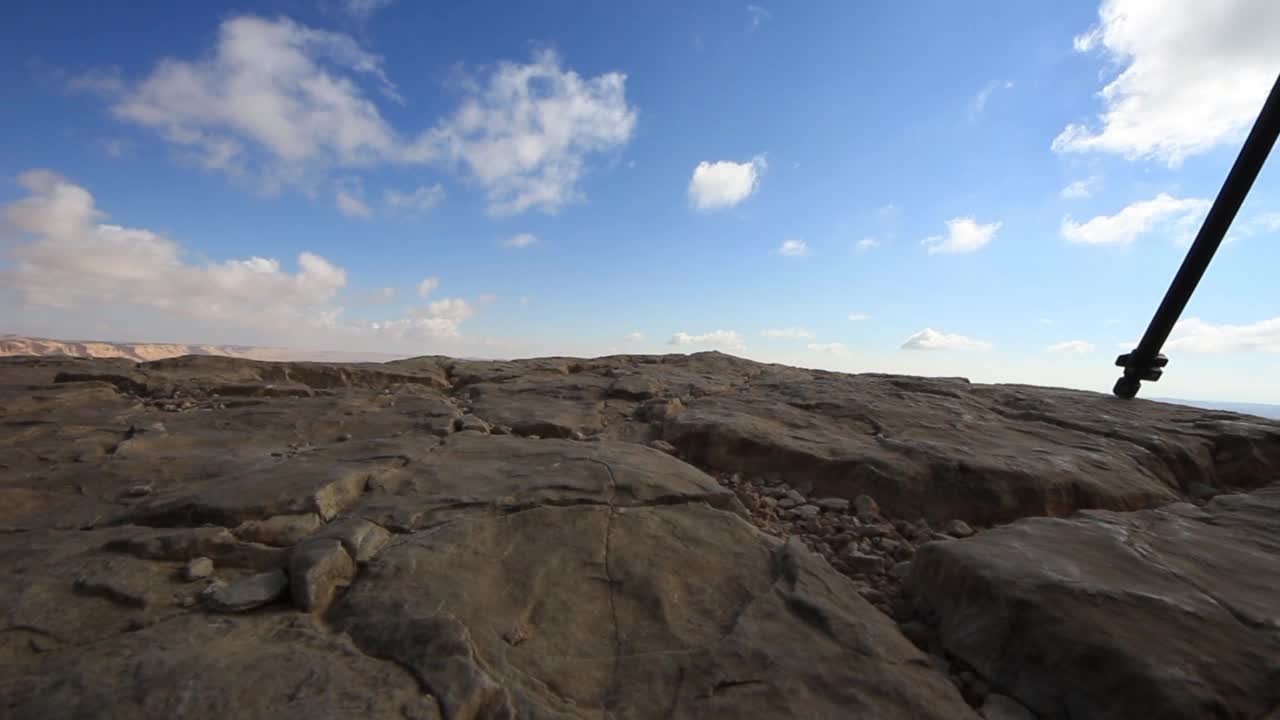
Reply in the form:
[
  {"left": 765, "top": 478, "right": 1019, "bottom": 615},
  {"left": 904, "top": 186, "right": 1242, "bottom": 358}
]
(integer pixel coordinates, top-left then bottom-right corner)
[
  {"left": 336, "top": 504, "right": 976, "bottom": 719},
  {"left": 908, "top": 484, "right": 1280, "bottom": 720}
]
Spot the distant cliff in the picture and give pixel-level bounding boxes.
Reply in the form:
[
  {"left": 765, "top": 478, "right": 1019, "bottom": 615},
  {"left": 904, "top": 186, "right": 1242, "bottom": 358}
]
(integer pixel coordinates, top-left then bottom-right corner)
[{"left": 0, "top": 334, "right": 406, "bottom": 364}]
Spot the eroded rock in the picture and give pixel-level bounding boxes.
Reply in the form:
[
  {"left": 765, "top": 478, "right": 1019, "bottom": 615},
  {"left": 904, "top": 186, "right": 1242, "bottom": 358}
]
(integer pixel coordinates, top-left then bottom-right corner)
[{"left": 202, "top": 570, "right": 289, "bottom": 613}]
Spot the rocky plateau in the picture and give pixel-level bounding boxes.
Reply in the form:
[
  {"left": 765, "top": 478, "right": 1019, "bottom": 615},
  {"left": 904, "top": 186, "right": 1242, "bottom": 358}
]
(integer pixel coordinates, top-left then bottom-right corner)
[{"left": 1, "top": 351, "right": 1278, "bottom": 719}]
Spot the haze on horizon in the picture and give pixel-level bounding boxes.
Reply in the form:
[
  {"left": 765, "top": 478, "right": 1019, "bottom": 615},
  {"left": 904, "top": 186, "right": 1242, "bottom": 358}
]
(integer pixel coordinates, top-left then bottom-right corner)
[{"left": 3, "top": 0, "right": 1280, "bottom": 403}]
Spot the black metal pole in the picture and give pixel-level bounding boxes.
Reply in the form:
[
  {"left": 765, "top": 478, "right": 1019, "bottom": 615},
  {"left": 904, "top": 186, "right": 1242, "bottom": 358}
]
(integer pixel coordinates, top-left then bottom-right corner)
[{"left": 1114, "top": 71, "right": 1280, "bottom": 399}]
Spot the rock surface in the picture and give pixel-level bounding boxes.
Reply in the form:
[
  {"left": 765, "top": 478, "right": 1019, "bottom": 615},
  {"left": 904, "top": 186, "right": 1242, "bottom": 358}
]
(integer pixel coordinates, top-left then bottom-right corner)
[
  {"left": 910, "top": 487, "right": 1280, "bottom": 720},
  {"left": 2, "top": 351, "right": 1279, "bottom": 718}
]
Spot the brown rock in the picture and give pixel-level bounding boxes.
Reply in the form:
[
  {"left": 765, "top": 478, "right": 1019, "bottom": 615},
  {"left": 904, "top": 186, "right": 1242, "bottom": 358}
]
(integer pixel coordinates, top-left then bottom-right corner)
[
  {"left": 289, "top": 539, "right": 355, "bottom": 613},
  {"left": 201, "top": 570, "right": 288, "bottom": 613},
  {"left": 909, "top": 488, "right": 1280, "bottom": 720}
]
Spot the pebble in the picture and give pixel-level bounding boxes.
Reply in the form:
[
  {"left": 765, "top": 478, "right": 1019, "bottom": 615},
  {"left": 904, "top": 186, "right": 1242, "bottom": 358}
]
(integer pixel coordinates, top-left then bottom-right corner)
[
  {"left": 201, "top": 570, "right": 288, "bottom": 613},
  {"left": 124, "top": 484, "right": 153, "bottom": 497},
  {"left": 785, "top": 489, "right": 805, "bottom": 503},
  {"left": 844, "top": 550, "right": 884, "bottom": 575},
  {"left": 854, "top": 494, "right": 880, "bottom": 521},
  {"left": 945, "top": 519, "right": 975, "bottom": 538},
  {"left": 777, "top": 498, "right": 800, "bottom": 509},
  {"left": 792, "top": 504, "right": 821, "bottom": 518},
  {"left": 184, "top": 556, "right": 214, "bottom": 581},
  {"left": 816, "top": 497, "right": 851, "bottom": 512},
  {"left": 337, "top": 432, "right": 352, "bottom": 442}
]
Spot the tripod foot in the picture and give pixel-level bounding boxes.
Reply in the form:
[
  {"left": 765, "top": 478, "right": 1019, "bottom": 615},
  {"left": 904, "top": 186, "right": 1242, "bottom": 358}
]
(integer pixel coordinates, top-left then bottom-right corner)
[{"left": 1113, "top": 376, "right": 1141, "bottom": 399}]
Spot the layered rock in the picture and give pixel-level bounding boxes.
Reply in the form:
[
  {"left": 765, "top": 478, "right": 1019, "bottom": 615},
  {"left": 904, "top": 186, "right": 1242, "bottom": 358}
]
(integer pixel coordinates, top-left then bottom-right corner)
[{"left": 2, "top": 351, "right": 1279, "bottom": 719}]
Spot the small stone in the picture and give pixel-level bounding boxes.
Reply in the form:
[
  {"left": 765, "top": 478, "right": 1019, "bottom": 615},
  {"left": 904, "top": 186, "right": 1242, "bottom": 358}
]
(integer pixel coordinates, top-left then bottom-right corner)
[
  {"left": 569, "top": 430, "right": 587, "bottom": 441},
  {"left": 202, "top": 570, "right": 288, "bottom": 613},
  {"left": 980, "top": 694, "right": 1037, "bottom": 720},
  {"left": 760, "top": 496, "right": 778, "bottom": 508},
  {"left": 879, "top": 538, "right": 901, "bottom": 555},
  {"left": 893, "top": 561, "right": 913, "bottom": 581},
  {"left": 124, "top": 484, "right": 153, "bottom": 497},
  {"left": 455, "top": 414, "right": 491, "bottom": 434},
  {"left": 761, "top": 487, "right": 787, "bottom": 499},
  {"left": 844, "top": 550, "right": 884, "bottom": 575},
  {"left": 337, "top": 432, "right": 352, "bottom": 442},
  {"left": 785, "top": 489, "right": 805, "bottom": 503},
  {"left": 492, "top": 424, "right": 512, "bottom": 435},
  {"left": 816, "top": 497, "right": 851, "bottom": 512},
  {"left": 526, "top": 434, "right": 542, "bottom": 440},
  {"left": 648, "top": 439, "right": 678, "bottom": 455},
  {"left": 184, "top": 557, "right": 214, "bottom": 581},
  {"left": 792, "top": 504, "right": 821, "bottom": 518},
  {"left": 858, "top": 523, "right": 888, "bottom": 539},
  {"left": 778, "top": 498, "right": 800, "bottom": 509},
  {"left": 854, "top": 494, "right": 880, "bottom": 521},
  {"left": 289, "top": 539, "right": 355, "bottom": 613},
  {"left": 945, "top": 519, "right": 975, "bottom": 538}
]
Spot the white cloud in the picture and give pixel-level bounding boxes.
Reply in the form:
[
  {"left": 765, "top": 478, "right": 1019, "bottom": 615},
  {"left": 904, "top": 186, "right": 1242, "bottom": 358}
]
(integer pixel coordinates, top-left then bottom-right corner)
[
  {"left": 668, "top": 330, "right": 745, "bottom": 352},
  {"left": 1163, "top": 316, "right": 1280, "bottom": 353},
  {"left": 416, "top": 276, "right": 440, "bottom": 298},
  {"left": 900, "top": 328, "right": 992, "bottom": 351},
  {"left": 336, "top": 191, "right": 372, "bottom": 218},
  {"left": 855, "top": 237, "right": 880, "bottom": 252},
  {"left": 847, "top": 313, "right": 870, "bottom": 321},
  {"left": 431, "top": 49, "right": 637, "bottom": 215},
  {"left": 2, "top": 170, "right": 348, "bottom": 330},
  {"left": 688, "top": 155, "right": 766, "bottom": 210},
  {"left": 1060, "top": 176, "right": 1101, "bottom": 199},
  {"left": 384, "top": 184, "right": 444, "bottom": 213},
  {"left": 747, "top": 4, "right": 772, "bottom": 29},
  {"left": 342, "top": 0, "right": 394, "bottom": 19},
  {"left": 777, "top": 238, "right": 809, "bottom": 257},
  {"left": 503, "top": 233, "right": 537, "bottom": 249},
  {"left": 1061, "top": 193, "right": 1209, "bottom": 246},
  {"left": 623, "top": 331, "right": 644, "bottom": 342},
  {"left": 807, "top": 342, "right": 848, "bottom": 355},
  {"left": 761, "top": 327, "right": 815, "bottom": 339},
  {"left": 101, "top": 18, "right": 633, "bottom": 215},
  {"left": 1053, "top": 0, "right": 1280, "bottom": 164},
  {"left": 1047, "top": 340, "right": 1096, "bottom": 353},
  {"left": 922, "top": 216, "right": 1001, "bottom": 255},
  {"left": 969, "top": 80, "right": 1014, "bottom": 118},
  {"left": 112, "top": 16, "right": 403, "bottom": 188}
]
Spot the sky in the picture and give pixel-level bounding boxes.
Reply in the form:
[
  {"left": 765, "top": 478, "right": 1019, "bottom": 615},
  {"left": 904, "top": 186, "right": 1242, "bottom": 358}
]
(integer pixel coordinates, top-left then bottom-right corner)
[{"left": 2, "top": 0, "right": 1280, "bottom": 402}]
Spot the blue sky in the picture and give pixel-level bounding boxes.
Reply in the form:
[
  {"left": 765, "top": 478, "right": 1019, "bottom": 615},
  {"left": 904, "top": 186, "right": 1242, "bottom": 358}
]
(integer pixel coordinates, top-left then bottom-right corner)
[{"left": 2, "top": 0, "right": 1279, "bottom": 401}]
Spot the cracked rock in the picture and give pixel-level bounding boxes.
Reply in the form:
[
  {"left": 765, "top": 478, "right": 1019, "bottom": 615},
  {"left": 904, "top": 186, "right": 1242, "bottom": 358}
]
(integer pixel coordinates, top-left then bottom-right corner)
[{"left": 289, "top": 539, "right": 355, "bottom": 613}]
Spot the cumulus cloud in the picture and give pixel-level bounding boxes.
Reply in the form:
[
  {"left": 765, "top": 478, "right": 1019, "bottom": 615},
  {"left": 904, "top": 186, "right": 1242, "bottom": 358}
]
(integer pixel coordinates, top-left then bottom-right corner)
[
  {"left": 384, "top": 184, "right": 444, "bottom": 213},
  {"left": 416, "top": 276, "right": 440, "bottom": 298},
  {"left": 1047, "top": 340, "right": 1096, "bottom": 353},
  {"left": 503, "top": 233, "right": 537, "bottom": 249},
  {"left": 855, "top": 237, "right": 880, "bottom": 252},
  {"left": 431, "top": 49, "right": 638, "bottom": 215},
  {"left": 668, "top": 330, "right": 745, "bottom": 352},
  {"left": 807, "top": 342, "right": 848, "bottom": 355},
  {"left": 1053, "top": 0, "right": 1280, "bottom": 164},
  {"left": 688, "top": 155, "right": 766, "bottom": 210},
  {"left": 900, "top": 328, "right": 992, "bottom": 351},
  {"left": 922, "top": 217, "right": 1001, "bottom": 255},
  {"left": 1163, "top": 316, "right": 1280, "bottom": 353},
  {"left": 847, "top": 313, "right": 870, "bottom": 321},
  {"left": 2, "top": 169, "right": 347, "bottom": 330},
  {"left": 98, "top": 18, "right": 634, "bottom": 214},
  {"left": 1060, "top": 176, "right": 1101, "bottom": 199},
  {"left": 761, "top": 327, "right": 815, "bottom": 339},
  {"left": 777, "top": 239, "right": 809, "bottom": 256},
  {"left": 1061, "top": 193, "right": 1209, "bottom": 246},
  {"left": 623, "top": 331, "right": 644, "bottom": 342}
]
